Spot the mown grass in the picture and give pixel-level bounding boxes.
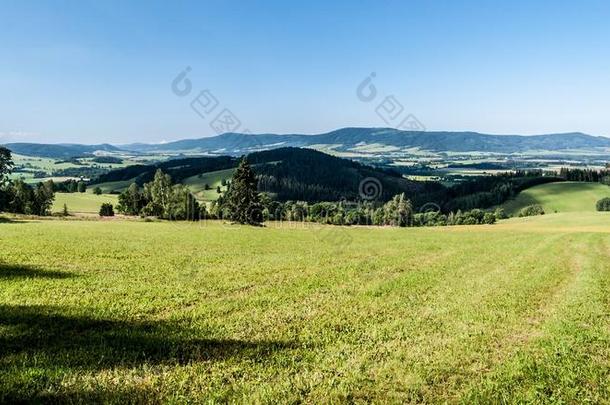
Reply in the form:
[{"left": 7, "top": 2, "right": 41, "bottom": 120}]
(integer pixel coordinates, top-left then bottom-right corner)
[
  {"left": 502, "top": 181, "right": 610, "bottom": 215},
  {"left": 1, "top": 215, "right": 610, "bottom": 402},
  {"left": 52, "top": 192, "right": 119, "bottom": 214}
]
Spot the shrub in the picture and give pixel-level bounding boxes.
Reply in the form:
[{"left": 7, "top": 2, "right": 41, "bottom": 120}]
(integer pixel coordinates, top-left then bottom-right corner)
[
  {"left": 494, "top": 207, "right": 508, "bottom": 219},
  {"left": 596, "top": 197, "right": 610, "bottom": 211},
  {"left": 483, "top": 212, "right": 496, "bottom": 224},
  {"left": 99, "top": 203, "right": 115, "bottom": 217},
  {"left": 93, "top": 187, "right": 102, "bottom": 195},
  {"left": 518, "top": 204, "right": 545, "bottom": 217}
]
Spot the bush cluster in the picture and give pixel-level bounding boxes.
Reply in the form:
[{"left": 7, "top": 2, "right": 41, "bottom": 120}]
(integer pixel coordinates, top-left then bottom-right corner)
[
  {"left": 596, "top": 197, "right": 610, "bottom": 212},
  {"left": 518, "top": 204, "right": 545, "bottom": 217}
]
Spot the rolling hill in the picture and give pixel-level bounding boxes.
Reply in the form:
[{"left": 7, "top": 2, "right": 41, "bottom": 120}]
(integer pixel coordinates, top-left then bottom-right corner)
[
  {"left": 182, "top": 168, "right": 236, "bottom": 200},
  {"left": 502, "top": 182, "right": 610, "bottom": 215},
  {"left": 92, "top": 147, "right": 439, "bottom": 202}
]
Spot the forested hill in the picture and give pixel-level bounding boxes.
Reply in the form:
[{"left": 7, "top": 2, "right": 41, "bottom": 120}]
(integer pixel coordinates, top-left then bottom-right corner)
[{"left": 93, "top": 147, "right": 440, "bottom": 202}]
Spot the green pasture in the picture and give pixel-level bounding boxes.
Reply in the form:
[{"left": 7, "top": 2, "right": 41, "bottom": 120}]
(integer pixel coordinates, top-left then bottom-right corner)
[{"left": 1, "top": 212, "right": 610, "bottom": 402}]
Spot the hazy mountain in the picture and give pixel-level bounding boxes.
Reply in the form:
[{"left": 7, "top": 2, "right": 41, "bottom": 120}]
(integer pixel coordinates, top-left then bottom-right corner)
[
  {"left": 121, "top": 128, "right": 610, "bottom": 154},
  {"left": 4, "top": 128, "right": 610, "bottom": 158},
  {"left": 2, "top": 143, "right": 120, "bottom": 159}
]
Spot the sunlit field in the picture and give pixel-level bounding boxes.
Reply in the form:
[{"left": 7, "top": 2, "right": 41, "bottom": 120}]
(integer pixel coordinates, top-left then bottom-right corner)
[
  {"left": 52, "top": 193, "right": 119, "bottom": 214},
  {"left": 2, "top": 214, "right": 610, "bottom": 403},
  {"left": 502, "top": 181, "right": 610, "bottom": 215}
]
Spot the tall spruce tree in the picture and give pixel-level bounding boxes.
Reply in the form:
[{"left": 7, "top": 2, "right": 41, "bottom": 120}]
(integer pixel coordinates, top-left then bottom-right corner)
[{"left": 226, "top": 157, "right": 262, "bottom": 225}]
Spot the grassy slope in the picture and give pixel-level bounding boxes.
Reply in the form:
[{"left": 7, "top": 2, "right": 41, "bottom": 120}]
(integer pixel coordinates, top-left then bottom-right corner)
[
  {"left": 94, "top": 168, "right": 236, "bottom": 201},
  {"left": 52, "top": 193, "right": 119, "bottom": 214},
  {"left": 182, "top": 167, "right": 235, "bottom": 201},
  {"left": 93, "top": 179, "right": 134, "bottom": 193},
  {"left": 502, "top": 181, "right": 610, "bottom": 215},
  {"left": 1, "top": 214, "right": 610, "bottom": 402}
]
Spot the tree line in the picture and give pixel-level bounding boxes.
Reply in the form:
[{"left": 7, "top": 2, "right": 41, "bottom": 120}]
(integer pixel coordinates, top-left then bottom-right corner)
[
  {"left": 558, "top": 167, "right": 610, "bottom": 184},
  {"left": 114, "top": 158, "right": 501, "bottom": 227}
]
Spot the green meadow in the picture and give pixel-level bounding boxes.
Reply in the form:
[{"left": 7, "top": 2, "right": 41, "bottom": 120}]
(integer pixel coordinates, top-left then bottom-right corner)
[
  {"left": 52, "top": 193, "right": 119, "bottom": 214},
  {"left": 183, "top": 168, "right": 235, "bottom": 201},
  {"left": 502, "top": 181, "right": 610, "bottom": 215},
  {"left": 1, "top": 212, "right": 610, "bottom": 403}
]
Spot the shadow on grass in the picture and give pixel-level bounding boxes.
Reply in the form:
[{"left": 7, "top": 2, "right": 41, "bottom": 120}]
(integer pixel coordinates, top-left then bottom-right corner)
[
  {"left": 0, "top": 305, "right": 296, "bottom": 401},
  {"left": 0, "top": 305, "right": 294, "bottom": 366},
  {"left": 0, "top": 263, "right": 75, "bottom": 280},
  {"left": 0, "top": 215, "right": 41, "bottom": 223}
]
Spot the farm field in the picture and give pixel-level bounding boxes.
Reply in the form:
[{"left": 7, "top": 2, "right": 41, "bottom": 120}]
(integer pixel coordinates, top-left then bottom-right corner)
[
  {"left": 1, "top": 214, "right": 610, "bottom": 402},
  {"left": 502, "top": 181, "right": 610, "bottom": 215},
  {"left": 52, "top": 193, "right": 119, "bottom": 214}
]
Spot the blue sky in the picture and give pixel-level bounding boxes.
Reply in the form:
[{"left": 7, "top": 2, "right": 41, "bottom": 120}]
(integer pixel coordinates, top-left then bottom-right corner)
[{"left": 2, "top": 0, "right": 610, "bottom": 143}]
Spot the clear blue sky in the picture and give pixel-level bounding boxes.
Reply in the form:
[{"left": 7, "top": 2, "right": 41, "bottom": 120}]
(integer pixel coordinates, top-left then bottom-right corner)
[{"left": 2, "top": 0, "right": 610, "bottom": 144}]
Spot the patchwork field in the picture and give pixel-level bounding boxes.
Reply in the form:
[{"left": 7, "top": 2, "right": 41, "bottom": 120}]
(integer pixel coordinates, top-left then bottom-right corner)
[
  {"left": 1, "top": 214, "right": 610, "bottom": 402},
  {"left": 502, "top": 181, "right": 610, "bottom": 215}
]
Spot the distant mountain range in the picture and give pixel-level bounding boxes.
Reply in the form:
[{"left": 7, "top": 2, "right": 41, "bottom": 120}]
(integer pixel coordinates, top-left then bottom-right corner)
[
  {"left": 3, "top": 143, "right": 120, "bottom": 159},
  {"left": 4, "top": 128, "right": 610, "bottom": 158}
]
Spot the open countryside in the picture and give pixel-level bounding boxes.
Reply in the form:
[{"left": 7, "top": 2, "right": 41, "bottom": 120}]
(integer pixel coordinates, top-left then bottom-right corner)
[
  {"left": 2, "top": 210, "right": 610, "bottom": 402},
  {"left": 4, "top": 1, "right": 610, "bottom": 403}
]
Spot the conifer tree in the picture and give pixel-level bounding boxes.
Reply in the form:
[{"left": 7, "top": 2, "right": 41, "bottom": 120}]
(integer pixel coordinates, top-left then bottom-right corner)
[{"left": 226, "top": 157, "right": 262, "bottom": 225}]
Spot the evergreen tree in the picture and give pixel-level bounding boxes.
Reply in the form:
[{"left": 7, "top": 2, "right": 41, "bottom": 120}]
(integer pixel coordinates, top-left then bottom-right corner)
[
  {"left": 99, "top": 203, "right": 115, "bottom": 217},
  {"left": 225, "top": 157, "right": 263, "bottom": 225}
]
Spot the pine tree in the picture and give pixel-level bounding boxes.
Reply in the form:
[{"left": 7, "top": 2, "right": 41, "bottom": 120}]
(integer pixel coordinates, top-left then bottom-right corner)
[{"left": 226, "top": 157, "right": 263, "bottom": 225}]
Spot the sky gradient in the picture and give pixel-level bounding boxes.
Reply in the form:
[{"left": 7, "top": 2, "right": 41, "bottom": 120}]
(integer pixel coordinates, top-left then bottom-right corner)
[{"left": 2, "top": 0, "right": 610, "bottom": 144}]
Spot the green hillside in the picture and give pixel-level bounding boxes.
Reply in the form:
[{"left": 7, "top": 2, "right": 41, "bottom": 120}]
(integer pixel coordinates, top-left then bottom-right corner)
[
  {"left": 502, "top": 182, "right": 610, "bottom": 215},
  {"left": 93, "top": 179, "right": 134, "bottom": 194},
  {"left": 183, "top": 168, "right": 235, "bottom": 201},
  {"left": 93, "top": 148, "right": 435, "bottom": 203}
]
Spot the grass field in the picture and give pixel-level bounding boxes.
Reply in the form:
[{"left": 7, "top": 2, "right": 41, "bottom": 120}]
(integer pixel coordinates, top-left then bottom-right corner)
[
  {"left": 52, "top": 193, "right": 119, "bottom": 214},
  {"left": 183, "top": 168, "right": 235, "bottom": 201},
  {"left": 502, "top": 181, "right": 610, "bottom": 215},
  {"left": 1, "top": 213, "right": 610, "bottom": 402},
  {"left": 92, "top": 168, "right": 235, "bottom": 202},
  {"left": 92, "top": 179, "right": 135, "bottom": 194}
]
